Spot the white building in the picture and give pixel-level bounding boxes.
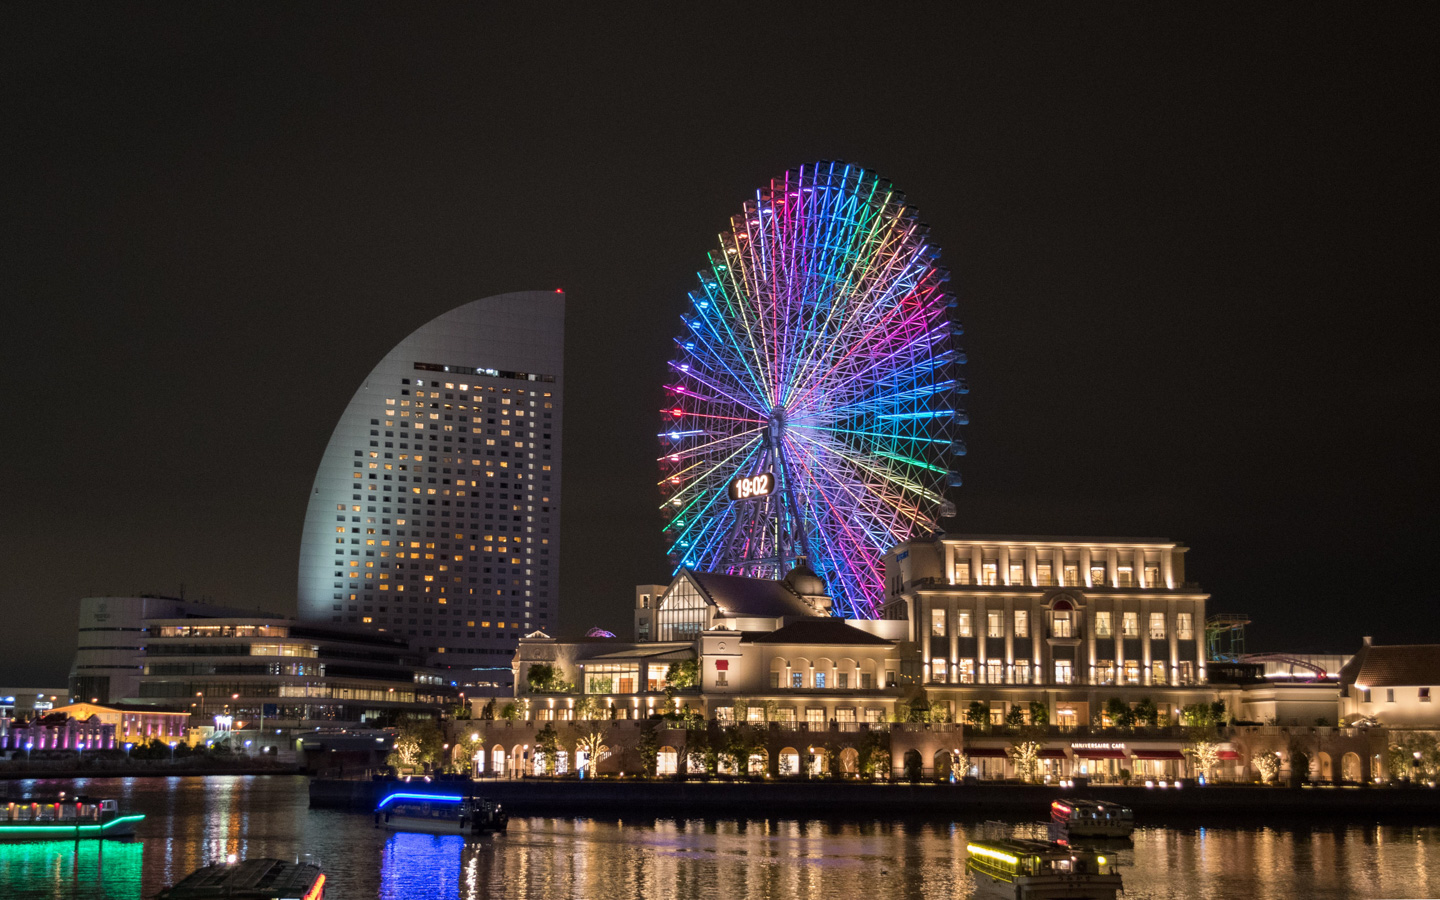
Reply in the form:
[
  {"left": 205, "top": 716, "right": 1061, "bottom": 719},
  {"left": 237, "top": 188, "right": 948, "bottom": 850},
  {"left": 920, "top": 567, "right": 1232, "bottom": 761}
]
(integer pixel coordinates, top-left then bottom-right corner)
[
  {"left": 297, "top": 290, "right": 565, "bottom": 666},
  {"left": 70, "top": 596, "right": 266, "bottom": 704},
  {"left": 1339, "top": 637, "right": 1440, "bottom": 728}
]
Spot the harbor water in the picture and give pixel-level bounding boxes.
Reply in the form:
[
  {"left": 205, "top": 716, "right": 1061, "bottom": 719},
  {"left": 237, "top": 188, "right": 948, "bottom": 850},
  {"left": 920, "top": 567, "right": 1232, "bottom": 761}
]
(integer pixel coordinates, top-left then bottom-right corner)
[{"left": 1, "top": 775, "right": 1437, "bottom": 899}]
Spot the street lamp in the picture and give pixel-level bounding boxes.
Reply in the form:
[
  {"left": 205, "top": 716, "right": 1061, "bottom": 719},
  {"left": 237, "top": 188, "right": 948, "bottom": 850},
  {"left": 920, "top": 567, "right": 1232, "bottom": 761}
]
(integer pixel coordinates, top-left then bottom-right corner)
[
  {"left": 25, "top": 741, "right": 33, "bottom": 764},
  {"left": 169, "top": 741, "right": 178, "bottom": 763},
  {"left": 124, "top": 742, "right": 134, "bottom": 760}
]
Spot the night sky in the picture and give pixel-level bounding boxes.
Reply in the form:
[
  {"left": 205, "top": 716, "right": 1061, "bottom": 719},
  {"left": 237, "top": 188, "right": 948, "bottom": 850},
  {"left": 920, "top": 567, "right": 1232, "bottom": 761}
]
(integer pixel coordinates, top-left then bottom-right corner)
[{"left": 3, "top": 6, "right": 1435, "bottom": 685}]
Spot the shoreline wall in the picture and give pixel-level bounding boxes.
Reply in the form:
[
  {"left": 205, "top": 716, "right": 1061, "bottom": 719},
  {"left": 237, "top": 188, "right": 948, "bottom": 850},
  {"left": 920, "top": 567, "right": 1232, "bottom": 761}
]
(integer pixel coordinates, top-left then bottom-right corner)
[{"left": 310, "top": 777, "right": 1440, "bottom": 819}]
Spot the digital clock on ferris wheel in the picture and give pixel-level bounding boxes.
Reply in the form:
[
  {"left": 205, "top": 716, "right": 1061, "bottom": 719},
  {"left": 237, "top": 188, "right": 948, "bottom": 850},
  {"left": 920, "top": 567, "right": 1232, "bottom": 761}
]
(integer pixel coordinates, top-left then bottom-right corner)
[{"left": 728, "top": 472, "right": 775, "bottom": 501}]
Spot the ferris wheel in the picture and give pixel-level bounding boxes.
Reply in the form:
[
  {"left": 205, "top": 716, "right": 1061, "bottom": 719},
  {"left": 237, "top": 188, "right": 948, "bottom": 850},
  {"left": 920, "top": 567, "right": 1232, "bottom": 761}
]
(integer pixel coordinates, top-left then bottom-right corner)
[{"left": 659, "top": 161, "right": 965, "bottom": 618}]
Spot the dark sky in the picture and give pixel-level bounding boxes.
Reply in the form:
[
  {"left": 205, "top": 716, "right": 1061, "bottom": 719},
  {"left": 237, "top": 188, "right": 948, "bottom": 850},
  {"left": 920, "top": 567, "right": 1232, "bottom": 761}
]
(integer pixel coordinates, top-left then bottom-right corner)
[{"left": 3, "top": 6, "right": 1435, "bottom": 685}]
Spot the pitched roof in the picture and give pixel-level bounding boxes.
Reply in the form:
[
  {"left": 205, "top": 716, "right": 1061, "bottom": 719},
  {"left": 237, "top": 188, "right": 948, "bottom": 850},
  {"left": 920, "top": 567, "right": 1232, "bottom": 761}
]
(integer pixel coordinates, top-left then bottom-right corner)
[
  {"left": 684, "top": 570, "right": 817, "bottom": 619},
  {"left": 748, "top": 618, "right": 894, "bottom": 646},
  {"left": 1338, "top": 642, "right": 1440, "bottom": 688}
]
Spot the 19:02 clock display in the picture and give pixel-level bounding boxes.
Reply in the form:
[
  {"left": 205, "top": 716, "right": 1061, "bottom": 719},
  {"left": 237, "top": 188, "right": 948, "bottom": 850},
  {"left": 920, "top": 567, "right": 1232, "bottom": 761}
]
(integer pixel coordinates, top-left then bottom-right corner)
[{"left": 728, "top": 472, "right": 774, "bottom": 501}]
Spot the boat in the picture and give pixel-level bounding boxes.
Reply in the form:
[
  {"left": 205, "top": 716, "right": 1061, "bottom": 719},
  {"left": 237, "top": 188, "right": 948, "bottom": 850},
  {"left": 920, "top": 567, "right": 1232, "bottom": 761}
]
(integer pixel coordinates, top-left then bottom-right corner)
[
  {"left": 1049, "top": 799, "right": 1134, "bottom": 838},
  {"left": 0, "top": 797, "right": 144, "bottom": 841},
  {"left": 153, "top": 858, "right": 324, "bottom": 899},
  {"left": 374, "top": 790, "right": 509, "bottom": 835},
  {"left": 966, "top": 839, "right": 1122, "bottom": 900}
]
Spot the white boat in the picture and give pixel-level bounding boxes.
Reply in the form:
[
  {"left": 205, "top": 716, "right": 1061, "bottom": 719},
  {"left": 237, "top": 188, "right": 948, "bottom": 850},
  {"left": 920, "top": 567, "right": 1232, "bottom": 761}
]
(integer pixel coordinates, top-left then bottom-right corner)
[
  {"left": 966, "top": 839, "right": 1122, "bottom": 900},
  {"left": 373, "top": 790, "right": 508, "bottom": 835},
  {"left": 0, "top": 797, "right": 144, "bottom": 841},
  {"left": 1050, "top": 799, "right": 1134, "bottom": 838}
]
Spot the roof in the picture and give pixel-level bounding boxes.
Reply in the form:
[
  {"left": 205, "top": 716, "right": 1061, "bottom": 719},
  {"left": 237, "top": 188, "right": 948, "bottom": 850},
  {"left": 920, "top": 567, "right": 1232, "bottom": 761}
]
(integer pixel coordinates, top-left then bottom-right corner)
[
  {"left": 155, "top": 859, "right": 323, "bottom": 899},
  {"left": 684, "top": 570, "right": 818, "bottom": 619},
  {"left": 584, "top": 646, "right": 696, "bottom": 662},
  {"left": 748, "top": 618, "right": 893, "bottom": 646},
  {"left": 1338, "top": 641, "right": 1440, "bottom": 688}
]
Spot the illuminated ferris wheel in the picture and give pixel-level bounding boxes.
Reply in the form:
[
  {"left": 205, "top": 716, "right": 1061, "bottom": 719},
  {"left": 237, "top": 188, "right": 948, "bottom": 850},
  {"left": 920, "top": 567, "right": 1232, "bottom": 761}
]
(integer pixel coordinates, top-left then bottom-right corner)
[{"left": 659, "top": 161, "right": 965, "bottom": 618}]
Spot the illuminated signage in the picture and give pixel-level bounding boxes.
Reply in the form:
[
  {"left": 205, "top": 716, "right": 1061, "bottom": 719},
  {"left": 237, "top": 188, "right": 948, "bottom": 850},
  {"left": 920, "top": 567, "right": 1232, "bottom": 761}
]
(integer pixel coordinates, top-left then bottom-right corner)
[
  {"left": 728, "top": 471, "right": 775, "bottom": 501},
  {"left": 1070, "top": 741, "right": 1125, "bottom": 750}
]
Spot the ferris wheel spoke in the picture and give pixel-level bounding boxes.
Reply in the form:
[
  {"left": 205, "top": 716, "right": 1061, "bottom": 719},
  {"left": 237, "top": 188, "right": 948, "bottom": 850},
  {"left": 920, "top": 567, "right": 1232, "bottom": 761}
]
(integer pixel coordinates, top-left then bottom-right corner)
[{"left": 663, "top": 163, "right": 960, "bottom": 613}]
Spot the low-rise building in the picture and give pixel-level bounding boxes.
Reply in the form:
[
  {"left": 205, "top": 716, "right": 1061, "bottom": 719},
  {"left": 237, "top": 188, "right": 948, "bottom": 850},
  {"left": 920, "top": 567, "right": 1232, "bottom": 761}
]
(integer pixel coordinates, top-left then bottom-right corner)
[
  {"left": 42, "top": 701, "right": 189, "bottom": 746},
  {"left": 2, "top": 712, "right": 115, "bottom": 753},
  {"left": 458, "top": 536, "right": 1392, "bottom": 784},
  {"left": 1339, "top": 637, "right": 1440, "bottom": 728}
]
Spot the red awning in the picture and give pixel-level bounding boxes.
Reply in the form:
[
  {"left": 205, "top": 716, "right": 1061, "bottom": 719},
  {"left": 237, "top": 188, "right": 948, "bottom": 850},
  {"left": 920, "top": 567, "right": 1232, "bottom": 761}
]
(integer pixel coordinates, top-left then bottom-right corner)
[
  {"left": 1132, "top": 750, "right": 1185, "bottom": 760},
  {"left": 964, "top": 747, "right": 1008, "bottom": 758},
  {"left": 1218, "top": 750, "right": 1241, "bottom": 760},
  {"left": 1073, "top": 750, "right": 1126, "bottom": 759},
  {"left": 1040, "top": 749, "right": 1068, "bottom": 759}
]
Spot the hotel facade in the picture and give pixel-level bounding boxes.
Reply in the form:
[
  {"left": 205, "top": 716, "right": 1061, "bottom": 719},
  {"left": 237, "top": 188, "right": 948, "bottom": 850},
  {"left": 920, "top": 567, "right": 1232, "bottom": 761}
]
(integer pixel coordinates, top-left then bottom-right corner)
[
  {"left": 297, "top": 290, "right": 565, "bottom": 668},
  {"left": 459, "top": 534, "right": 1387, "bottom": 784}
]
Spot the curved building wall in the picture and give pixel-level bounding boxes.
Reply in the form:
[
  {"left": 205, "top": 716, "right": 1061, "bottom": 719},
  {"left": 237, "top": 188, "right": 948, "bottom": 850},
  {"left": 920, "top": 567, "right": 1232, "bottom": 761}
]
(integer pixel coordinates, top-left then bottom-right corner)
[{"left": 298, "top": 291, "right": 564, "bottom": 665}]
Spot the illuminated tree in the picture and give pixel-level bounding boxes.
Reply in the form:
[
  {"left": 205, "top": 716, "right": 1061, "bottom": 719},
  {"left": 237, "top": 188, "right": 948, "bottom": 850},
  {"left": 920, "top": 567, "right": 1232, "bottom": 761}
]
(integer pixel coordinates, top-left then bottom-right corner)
[
  {"left": 1255, "top": 751, "right": 1280, "bottom": 784},
  {"left": 1009, "top": 740, "right": 1044, "bottom": 784}
]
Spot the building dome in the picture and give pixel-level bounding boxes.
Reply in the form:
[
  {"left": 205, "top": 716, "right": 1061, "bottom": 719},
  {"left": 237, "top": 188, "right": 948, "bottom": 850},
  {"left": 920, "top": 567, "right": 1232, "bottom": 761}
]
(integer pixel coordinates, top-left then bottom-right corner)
[{"left": 783, "top": 564, "right": 826, "bottom": 597}]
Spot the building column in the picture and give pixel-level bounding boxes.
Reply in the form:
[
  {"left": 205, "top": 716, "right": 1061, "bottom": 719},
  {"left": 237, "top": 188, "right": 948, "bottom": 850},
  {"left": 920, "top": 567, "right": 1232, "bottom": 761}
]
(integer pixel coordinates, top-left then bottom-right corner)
[
  {"left": 976, "top": 596, "right": 987, "bottom": 680},
  {"left": 999, "top": 546, "right": 1011, "bottom": 584},
  {"left": 971, "top": 546, "right": 983, "bottom": 586},
  {"left": 1140, "top": 597, "right": 1152, "bottom": 682},
  {"left": 1004, "top": 595, "right": 1015, "bottom": 681},
  {"left": 1106, "top": 548, "right": 1119, "bottom": 588},
  {"left": 1025, "top": 547, "right": 1038, "bottom": 586},
  {"left": 1162, "top": 550, "right": 1175, "bottom": 589},
  {"left": 1080, "top": 548, "right": 1093, "bottom": 587},
  {"left": 949, "top": 599, "right": 959, "bottom": 683}
]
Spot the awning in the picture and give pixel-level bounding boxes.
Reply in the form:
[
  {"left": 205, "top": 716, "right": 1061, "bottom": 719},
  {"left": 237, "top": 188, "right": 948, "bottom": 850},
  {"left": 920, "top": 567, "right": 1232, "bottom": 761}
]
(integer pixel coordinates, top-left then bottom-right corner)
[
  {"left": 1073, "top": 750, "right": 1126, "bottom": 759},
  {"left": 964, "top": 747, "right": 1008, "bottom": 758},
  {"left": 1217, "top": 750, "right": 1241, "bottom": 760},
  {"left": 1132, "top": 750, "right": 1185, "bottom": 760},
  {"left": 1040, "top": 749, "right": 1068, "bottom": 759}
]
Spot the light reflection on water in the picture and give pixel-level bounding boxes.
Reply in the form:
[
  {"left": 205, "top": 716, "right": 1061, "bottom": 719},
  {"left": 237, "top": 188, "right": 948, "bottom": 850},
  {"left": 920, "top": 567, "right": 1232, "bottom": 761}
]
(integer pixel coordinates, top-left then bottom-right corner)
[{"left": 0, "top": 776, "right": 1435, "bottom": 899}]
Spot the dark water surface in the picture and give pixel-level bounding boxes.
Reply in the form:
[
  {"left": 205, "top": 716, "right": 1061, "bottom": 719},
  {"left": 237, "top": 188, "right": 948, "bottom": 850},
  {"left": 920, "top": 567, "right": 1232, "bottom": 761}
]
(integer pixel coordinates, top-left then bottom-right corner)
[{"left": 1, "top": 776, "right": 1436, "bottom": 899}]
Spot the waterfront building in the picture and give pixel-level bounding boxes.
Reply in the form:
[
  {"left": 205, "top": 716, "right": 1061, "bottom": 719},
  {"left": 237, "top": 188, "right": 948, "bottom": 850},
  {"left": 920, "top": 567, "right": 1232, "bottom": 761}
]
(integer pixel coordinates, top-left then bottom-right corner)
[
  {"left": 459, "top": 535, "right": 1389, "bottom": 784},
  {"left": 2, "top": 712, "right": 115, "bottom": 752},
  {"left": 297, "top": 290, "right": 565, "bottom": 668},
  {"left": 69, "top": 596, "right": 275, "bottom": 704},
  {"left": 41, "top": 701, "right": 189, "bottom": 746},
  {"left": 134, "top": 617, "right": 457, "bottom": 751},
  {"left": 1339, "top": 637, "right": 1440, "bottom": 728}
]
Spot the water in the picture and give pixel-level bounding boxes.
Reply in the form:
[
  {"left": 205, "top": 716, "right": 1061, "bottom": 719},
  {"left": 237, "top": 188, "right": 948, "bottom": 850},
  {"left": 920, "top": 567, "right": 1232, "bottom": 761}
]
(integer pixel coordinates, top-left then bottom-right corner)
[{"left": 1, "top": 776, "right": 1437, "bottom": 899}]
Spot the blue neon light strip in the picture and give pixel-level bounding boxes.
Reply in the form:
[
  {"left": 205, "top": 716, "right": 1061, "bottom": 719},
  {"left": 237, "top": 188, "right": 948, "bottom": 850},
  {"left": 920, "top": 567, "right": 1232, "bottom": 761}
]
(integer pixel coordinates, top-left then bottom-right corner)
[{"left": 377, "top": 792, "right": 465, "bottom": 810}]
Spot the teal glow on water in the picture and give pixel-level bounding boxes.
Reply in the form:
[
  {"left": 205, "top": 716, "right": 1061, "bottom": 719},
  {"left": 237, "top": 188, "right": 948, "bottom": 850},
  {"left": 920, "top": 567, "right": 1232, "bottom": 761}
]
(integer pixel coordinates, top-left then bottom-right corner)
[{"left": 1, "top": 776, "right": 1437, "bottom": 899}]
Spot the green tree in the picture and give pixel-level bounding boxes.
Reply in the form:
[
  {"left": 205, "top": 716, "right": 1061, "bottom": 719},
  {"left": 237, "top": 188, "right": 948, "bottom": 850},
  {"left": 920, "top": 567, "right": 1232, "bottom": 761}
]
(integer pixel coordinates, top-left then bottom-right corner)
[
  {"left": 1104, "top": 697, "right": 1135, "bottom": 730},
  {"left": 526, "top": 663, "right": 573, "bottom": 694},
  {"left": 964, "top": 701, "right": 990, "bottom": 730},
  {"left": 857, "top": 729, "right": 890, "bottom": 781},
  {"left": 929, "top": 700, "right": 951, "bottom": 724},
  {"left": 480, "top": 699, "right": 496, "bottom": 720},
  {"left": 732, "top": 698, "right": 750, "bottom": 725},
  {"left": 535, "top": 723, "right": 560, "bottom": 775},
  {"left": 1005, "top": 706, "right": 1027, "bottom": 728},
  {"left": 637, "top": 718, "right": 660, "bottom": 777},
  {"left": 1133, "top": 697, "right": 1160, "bottom": 729},
  {"left": 1028, "top": 701, "right": 1049, "bottom": 728},
  {"left": 666, "top": 658, "right": 700, "bottom": 690},
  {"left": 499, "top": 702, "right": 519, "bottom": 722},
  {"left": 906, "top": 696, "right": 930, "bottom": 723}
]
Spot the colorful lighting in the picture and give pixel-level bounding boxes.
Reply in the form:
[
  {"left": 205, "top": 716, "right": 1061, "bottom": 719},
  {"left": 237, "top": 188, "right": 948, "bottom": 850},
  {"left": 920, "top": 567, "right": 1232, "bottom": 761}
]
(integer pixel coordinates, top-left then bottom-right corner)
[
  {"left": 659, "top": 161, "right": 963, "bottom": 617},
  {"left": 376, "top": 791, "right": 465, "bottom": 809},
  {"left": 0, "top": 814, "right": 145, "bottom": 836},
  {"left": 966, "top": 843, "right": 1018, "bottom": 866}
]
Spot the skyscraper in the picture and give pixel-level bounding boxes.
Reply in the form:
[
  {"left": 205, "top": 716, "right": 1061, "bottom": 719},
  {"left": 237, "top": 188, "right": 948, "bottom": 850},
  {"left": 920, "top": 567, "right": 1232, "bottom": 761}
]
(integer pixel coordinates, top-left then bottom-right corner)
[{"left": 298, "top": 290, "right": 564, "bottom": 665}]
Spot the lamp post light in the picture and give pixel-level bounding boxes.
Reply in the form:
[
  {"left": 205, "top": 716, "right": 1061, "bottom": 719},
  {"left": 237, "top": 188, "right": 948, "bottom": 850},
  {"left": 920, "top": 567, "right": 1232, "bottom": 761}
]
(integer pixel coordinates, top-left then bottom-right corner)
[
  {"left": 25, "top": 741, "right": 33, "bottom": 764},
  {"left": 169, "top": 741, "right": 178, "bottom": 763},
  {"left": 124, "top": 742, "right": 134, "bottom": 760}
]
